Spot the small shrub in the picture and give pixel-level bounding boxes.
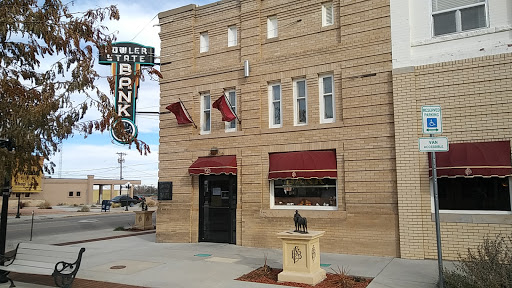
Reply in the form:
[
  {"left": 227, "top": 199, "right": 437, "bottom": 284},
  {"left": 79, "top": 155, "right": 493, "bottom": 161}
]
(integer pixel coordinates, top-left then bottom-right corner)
[
  {"left": 146, "top": 200, "right": 156, "bottom": 207},
  {"left": 330, "top": 266, "right": 356, "bottom": 288},
  {"left": 114, "top": 226, "right": 126, "bottom": 231},
  {"left": 77, "top": 206, "right": 90, "bottom": 212},
  {"left": 444, "top": 234, "right": 512, "bottom": 288},
  {"left": 111, "top": 203, "right": 121, "bottom": 208},
  {"left": 90, "top": 204, "right": 97, "bottom": 208},
  {"left": 38, "top": 201, "right": 52, "bottom": 209},
  {"left": 56, "top": 203, "right": 66, "bottom": 206},
  {"left": 72, "top": 203, "right": 79, "bottom": 207}
]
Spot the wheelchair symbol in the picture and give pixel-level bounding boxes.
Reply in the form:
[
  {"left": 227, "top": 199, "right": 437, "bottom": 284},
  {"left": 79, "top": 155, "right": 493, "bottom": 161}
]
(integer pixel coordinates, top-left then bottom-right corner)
[{"left": 427, "top": 118, "right": 437, "bottom": 127}]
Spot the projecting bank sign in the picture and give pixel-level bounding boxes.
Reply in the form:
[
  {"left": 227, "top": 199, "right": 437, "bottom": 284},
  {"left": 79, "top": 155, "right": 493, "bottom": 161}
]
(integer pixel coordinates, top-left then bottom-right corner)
[{"left": 99, "top": 42, "right": 155, "bottom": 144}]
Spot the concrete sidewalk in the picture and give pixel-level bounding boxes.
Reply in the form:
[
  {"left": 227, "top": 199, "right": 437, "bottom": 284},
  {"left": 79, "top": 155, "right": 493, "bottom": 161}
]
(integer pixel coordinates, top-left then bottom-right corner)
[{"left": 0, "top": 232, "right": 440, "bottom": 288}]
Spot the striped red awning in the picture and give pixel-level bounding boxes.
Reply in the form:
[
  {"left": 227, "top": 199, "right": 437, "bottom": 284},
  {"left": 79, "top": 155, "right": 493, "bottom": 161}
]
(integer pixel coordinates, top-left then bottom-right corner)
[
  {"left": 429, "top": 141, "right": 512, "bottom": 177},
  {"left": 189, "top": 155, "right": 237, "bottom": 175},
  {"left": 268, "top": 150, "right": 337, "bottom": 179}
]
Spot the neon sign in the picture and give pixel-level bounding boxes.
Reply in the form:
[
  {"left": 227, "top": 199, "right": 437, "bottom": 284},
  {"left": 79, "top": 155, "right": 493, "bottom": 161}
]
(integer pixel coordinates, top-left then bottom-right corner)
[{"left": 99, "top": 42, "right": 155, "bottom": 144}]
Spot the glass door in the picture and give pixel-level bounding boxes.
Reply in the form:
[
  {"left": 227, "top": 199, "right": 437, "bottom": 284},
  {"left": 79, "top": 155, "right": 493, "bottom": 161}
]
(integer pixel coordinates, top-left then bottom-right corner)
[{"left": 199, "top": 175, "right": 237, "bottom": 243}]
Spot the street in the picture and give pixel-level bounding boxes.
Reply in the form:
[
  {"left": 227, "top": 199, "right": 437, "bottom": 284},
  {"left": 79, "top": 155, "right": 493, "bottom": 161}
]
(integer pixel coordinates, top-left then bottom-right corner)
[{"left": 5, "top": 212, "right": 156, "bottom": 251}]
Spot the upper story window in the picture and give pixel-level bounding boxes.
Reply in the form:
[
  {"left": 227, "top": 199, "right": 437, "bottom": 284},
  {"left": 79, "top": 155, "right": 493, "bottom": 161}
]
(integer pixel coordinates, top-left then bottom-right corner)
[
  {"left": 319, "top": 74, "right": 335, "bottom": 123},
  {"left": 225, "top": 90, "right": 237, "bottom": 132},
  {"left": 267, "top": 16, "right": 278, "bottom": 39},
  {"left": 228, "top": 26, "right": 238, "bottom": 47},
  {"left": 268, "top": 83, "right": 282, "bottom": 128},
  {"left": 293, "top": 79, "right": 307, "bottom": 126},
  {"left": 322, "top": 2, "right": 334, "bottom": 27},
  {"left": 201, "top": 93, "right": 211, "bottom": 134},
  {"left": 68, "top": 191, "right": 73, "bottom": 197},
  {"left": 432, "top": 0, "right": 487, "bottom": 36},
  {"left": 200, "top": 32, "right": 209, "bottom": 53}
]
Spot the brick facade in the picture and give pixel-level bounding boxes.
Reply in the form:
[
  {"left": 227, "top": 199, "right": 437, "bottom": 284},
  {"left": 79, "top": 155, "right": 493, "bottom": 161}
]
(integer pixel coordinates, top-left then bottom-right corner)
[
  {"left": 393, "top": 53, "right": 512, "bottom": 260},
  {"left": 157, "top": 0, "right": 399, "bottom": 257}
]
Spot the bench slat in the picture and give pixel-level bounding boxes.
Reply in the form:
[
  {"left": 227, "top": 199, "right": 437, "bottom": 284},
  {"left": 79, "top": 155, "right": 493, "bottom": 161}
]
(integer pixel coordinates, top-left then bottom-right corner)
[
  {"left": 4, "top": 259, "right": 55, "bottom": 270},
  {"left": 18, "top": 243, "right": 83, "bottom": 254},
  {"left": 16, "top": 250, "right": 79, "bottom": 262},
  {"left": 0, "top": 264, "right": 54, "bottom": 275},
  {"left": 15, "top": 254, "right": 76, "bottom": 263}
]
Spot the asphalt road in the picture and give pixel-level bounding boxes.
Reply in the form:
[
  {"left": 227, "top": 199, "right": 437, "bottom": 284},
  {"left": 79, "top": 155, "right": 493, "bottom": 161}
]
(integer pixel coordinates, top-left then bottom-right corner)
[{"left": 5, "top": 213, "right": 156, "bottom": 250}]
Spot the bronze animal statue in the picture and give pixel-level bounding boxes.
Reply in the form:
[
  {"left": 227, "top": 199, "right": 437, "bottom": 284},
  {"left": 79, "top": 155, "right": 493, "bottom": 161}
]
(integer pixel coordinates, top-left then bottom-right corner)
[{"left": 294, "top": 210, "right": 308, "bottom": 233}]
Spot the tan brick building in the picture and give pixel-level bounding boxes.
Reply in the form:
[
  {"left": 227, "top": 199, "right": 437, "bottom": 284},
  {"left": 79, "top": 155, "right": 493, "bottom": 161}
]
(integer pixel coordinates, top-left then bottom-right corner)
[
  {"left": 391, "top": 0, "right": 512, "bottom": 260},
  {"left": 157, "top": 0, "right": 399, "bottom": 257}
]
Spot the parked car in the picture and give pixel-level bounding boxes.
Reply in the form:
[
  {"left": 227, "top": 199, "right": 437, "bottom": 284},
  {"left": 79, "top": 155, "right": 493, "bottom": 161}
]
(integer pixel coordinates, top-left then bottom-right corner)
[
  {"left": 133, "top": 195, "right": 145, "bottom": 203},
  {"left": 111, "top": 195, "right": 137, "bottom": 207}
]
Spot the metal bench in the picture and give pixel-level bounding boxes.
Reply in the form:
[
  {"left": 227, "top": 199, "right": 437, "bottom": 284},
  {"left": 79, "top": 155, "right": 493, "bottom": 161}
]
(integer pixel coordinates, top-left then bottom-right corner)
[{"left": 0, "top": 243, "right": 85, "bottom": 288}]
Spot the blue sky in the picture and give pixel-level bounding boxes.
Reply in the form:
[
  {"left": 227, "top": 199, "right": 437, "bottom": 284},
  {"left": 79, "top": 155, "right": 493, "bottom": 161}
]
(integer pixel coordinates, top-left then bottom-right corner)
[{"left": 47, "top": 0, "right": 217, "bottom": 187}]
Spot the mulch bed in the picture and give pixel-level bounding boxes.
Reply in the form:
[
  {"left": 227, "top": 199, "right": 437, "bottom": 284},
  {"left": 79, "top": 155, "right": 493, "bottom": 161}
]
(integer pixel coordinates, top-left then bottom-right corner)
[{"left": 236, "top": 266, "right": 371, "bottom": 288}]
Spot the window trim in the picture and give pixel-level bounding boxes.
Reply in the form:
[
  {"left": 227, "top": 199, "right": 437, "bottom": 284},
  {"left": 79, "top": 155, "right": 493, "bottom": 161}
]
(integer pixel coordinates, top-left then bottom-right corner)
[
  {"left": 293, "top": 78, "right": 308, "bottom": 126},
  {"left": 319, "top": 74, "right": 335, "bottom": 124},
  {"left": 267, "top": 16, "right": 278, "bottom": 39},
  {"left": 268, "top": 83, "right": 282, "bottom": 128},
  {"left": 430, "top": 177, "right": 512, "bottom": 215},
  {"left": 270, "top": 179, "right": 338, "bottom": 211},
  {"left": 322, "top": 2, "right": 334, "bottom": 27},
  {"left": 200, "top": 32, "right": 209, "bottom": 53},
  {"left": 431, "top": 1, "right": 488, "bottom": 37},
  {"left": 200, "top": 93, "right": 211, "bottom": 134},
  {"left": 224, "top": 90, "right": 237, "bottom": 132},
  {"left": 228, "top": 25, "right": 238, "bottom": 47}
]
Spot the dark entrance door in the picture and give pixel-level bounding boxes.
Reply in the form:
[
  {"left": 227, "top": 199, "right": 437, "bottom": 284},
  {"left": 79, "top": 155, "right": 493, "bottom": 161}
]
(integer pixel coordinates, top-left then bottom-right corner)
[{"left": 199, "top": 175, "right": 237, "bottom": 244}]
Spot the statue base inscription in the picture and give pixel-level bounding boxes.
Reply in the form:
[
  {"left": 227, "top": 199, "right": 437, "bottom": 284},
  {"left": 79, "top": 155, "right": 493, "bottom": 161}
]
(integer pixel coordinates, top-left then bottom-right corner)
[
  {"left": 277, "top": 230, "right": 326, "bottom": 285},
  {"left": 133, "top": 210, "right": 154, "bottom": 230}
]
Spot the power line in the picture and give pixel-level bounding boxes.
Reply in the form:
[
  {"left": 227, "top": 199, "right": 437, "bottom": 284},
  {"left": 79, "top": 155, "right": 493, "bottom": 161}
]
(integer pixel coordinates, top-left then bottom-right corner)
[{"left": 129, "top": 14, "right": 158, "bottom": 42}]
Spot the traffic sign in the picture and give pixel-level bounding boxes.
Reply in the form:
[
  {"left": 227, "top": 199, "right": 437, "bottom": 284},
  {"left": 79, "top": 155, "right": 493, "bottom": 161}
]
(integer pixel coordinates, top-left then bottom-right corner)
[
  {"left": 419, "top": 137, "right": 449, "bottom": 152},
  {"left": 422, "top": 105, "right": 442, "bottom": 134}
]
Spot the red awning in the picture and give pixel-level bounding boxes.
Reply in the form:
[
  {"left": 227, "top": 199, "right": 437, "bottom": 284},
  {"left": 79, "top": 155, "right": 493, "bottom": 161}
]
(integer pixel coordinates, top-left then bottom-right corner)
[
  {"left": 429, "top": 141, "right": 512, "bottom": 177},
  {"left": 268, "top": 150, "right": 337, "bottom": 179},
  {"left": 189, "top": 155, "right": 237, "bottom": 175}
]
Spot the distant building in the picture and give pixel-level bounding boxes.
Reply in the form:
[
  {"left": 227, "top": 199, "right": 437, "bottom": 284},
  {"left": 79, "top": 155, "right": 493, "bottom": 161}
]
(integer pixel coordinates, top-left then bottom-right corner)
[
  {"left": 391, "top": 0, "right": 512, "bottom": 259},
  {"left": 13, "top": 175, "right": 141, "bottom": 206},
  {"left": 157, "top": 0, "right": 398, "bottom": 256}
]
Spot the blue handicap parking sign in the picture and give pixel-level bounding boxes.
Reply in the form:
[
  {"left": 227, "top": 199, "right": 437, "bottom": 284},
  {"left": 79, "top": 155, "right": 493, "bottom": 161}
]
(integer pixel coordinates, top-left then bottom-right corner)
[{"left": 427, "top": 118, "right": 437, "bottom": 128}]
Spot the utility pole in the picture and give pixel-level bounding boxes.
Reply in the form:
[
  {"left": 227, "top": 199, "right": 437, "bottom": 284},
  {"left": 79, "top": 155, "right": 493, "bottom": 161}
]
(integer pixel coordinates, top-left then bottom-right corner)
[{"left": 117, "top": 152, "right": 126, "bottom": 196}]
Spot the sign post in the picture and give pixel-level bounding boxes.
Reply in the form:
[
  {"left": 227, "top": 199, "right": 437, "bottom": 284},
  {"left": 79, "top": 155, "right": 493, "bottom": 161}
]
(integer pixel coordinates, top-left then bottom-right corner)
[{"left": 419, "top": 105, "right": 445, "bottom": 288}]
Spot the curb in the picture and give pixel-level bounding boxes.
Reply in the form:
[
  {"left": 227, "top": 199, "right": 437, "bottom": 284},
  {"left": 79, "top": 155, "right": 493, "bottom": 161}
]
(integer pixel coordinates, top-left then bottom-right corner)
[{"left": 54, "top": 230, "right": 156, "bottom": 246}]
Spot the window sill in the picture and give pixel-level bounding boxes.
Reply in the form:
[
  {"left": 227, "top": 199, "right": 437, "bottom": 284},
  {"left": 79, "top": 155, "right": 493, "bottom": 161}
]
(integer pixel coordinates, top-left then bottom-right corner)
[
  {"left": 412, "top": 25, "right": 512, "bottom": 47},
  {"left": 320, "top": 24, "right": 336, "bottom": 32},
  {"left": 193, "top": 130, "right": 245, "bottom": 140},
  {"left": 261, "top": 209, "right": 346, "bottom": 219},
  {"left": 265, "top": 37, "right": 279, "bottom": 44},
  {"left": 433, "top": 211, "right": 512, "bottom": 224}
]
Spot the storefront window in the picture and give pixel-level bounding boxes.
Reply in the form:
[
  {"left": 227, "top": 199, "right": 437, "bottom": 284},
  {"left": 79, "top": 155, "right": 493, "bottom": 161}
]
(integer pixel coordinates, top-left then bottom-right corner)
[
  {"left": 436, "top": 177, "right": 511, "bottom": 211},
  {"left": 271, "top": 178, "right": 337, "bottom": 209}
]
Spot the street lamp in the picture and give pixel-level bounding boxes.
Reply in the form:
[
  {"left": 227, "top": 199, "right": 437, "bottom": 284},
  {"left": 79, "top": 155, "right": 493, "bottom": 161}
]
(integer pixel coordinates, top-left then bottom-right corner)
[
  {"left": 0, "top": 139, "right": 13, "bottom": 283},
  {"left": 124, "top": 182, "right": 131, "bottom": 211}
]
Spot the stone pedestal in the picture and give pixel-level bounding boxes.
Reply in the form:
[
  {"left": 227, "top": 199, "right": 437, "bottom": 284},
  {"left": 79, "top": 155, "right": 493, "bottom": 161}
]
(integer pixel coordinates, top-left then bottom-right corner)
[
  {"left": 277, "top": 230, "right": 326, "bottom": 285},
  {"left": 133, "top": 210, "right": 154, "bottom": 230}
]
